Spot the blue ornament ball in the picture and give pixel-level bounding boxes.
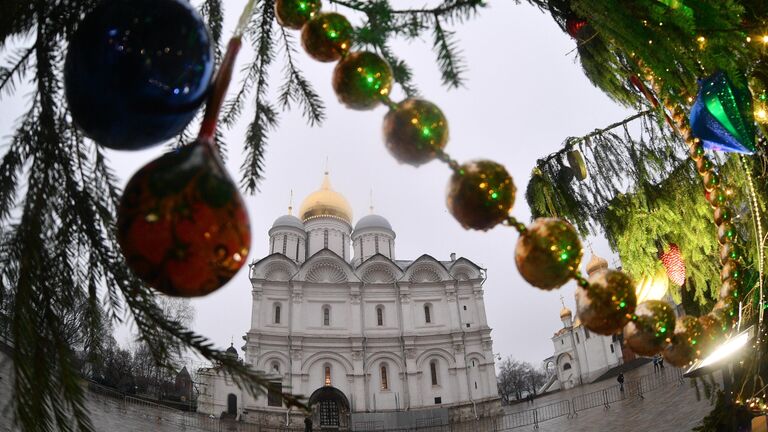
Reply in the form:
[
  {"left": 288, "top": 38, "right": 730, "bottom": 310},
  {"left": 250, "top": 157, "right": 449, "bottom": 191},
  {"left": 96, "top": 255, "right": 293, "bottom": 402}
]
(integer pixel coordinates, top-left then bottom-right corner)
[{"left": 64, "top": 0, "right": 214, "bottom": 150}]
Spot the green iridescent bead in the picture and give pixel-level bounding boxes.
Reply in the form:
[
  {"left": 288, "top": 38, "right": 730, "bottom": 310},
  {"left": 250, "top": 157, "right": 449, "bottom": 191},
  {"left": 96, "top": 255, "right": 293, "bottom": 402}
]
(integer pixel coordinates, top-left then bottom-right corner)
[
  {"left": 515, "top": 218, "right": 583, "bottom": 290},
  {"left": 717, "top": 222, "right": 736, "bottom": 244},
  {"left": 689, "top": 141, "right": 705, "bottom": 160},
  {"left": 623, "top": 300, "right": 675, "bottom": 357},
  {"left": 703, "top": 171, "right": 720, "bottom": 191},
  {"left": 332, "top": 51, "right": 393, "bottom": 110},
  {"left": 301, "top": 12, "right": 352, "bottom": 62},
  {"left": 721, "top": 259, "right": 742, "bottom": 282},
  {"left": 720, "top": 242, "right": 741, "bottom": 262},
  {"left": 382, "top": 98, "right": 449, "bottom": 166},
  {"left": 663, "top": 315, "right": 704, "bottom": 368},
  {"left": 696, "top": 157, "right": 713, "bottom": 174},
  {"left": 446, "top": 160, "right": 515, "bottom": 231},
  {"left": 714, "top": 206, "right": 732, "bottom": 226},
  {"left": 275, "top": 0, "right": 321, "bottom": 30},
  {"left": 707, "top": 188, "right": 727, "bottom": 208},
  {"left": 575, "top": 269, "right": 636, "bottom": 335}
]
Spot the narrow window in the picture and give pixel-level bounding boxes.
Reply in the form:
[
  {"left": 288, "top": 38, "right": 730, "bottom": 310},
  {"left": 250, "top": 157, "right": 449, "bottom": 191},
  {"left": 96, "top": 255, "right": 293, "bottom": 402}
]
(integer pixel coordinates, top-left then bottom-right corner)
[
  {"left": 380, "top": 365, "right": 388, "bottom": 390},
  {"left": 323, "top": 306, "right": 330, "bottom": 326},
  {"left": 430, "top": 360, "right": 438, "bottom": 386},
  {"left": 575, "top": 333, "right": 580, "bottom": 344},
  {"left": 463, "top": 305, "right": 467, "bottom": 311},
  {"left": 388, "top": 239, "right": 392, "bottom": 257},
  {"left": 472, "top": 360, "right": 475, "bottom": 367},
  {"left": 376, "top": 306, "right": 384, "bottom": 326},
  {"left": 424, "top": 304, "right": 432, "bottom": 324},
  {"left": 274, "top": 304, "right": 281, "bottom": 324},
  {"left": 585, "top": 329, "right": 591, "bottom": 339},
  {"left": 342, "top": 234, "right": 346, "bottom": 257},
  {"left": 296, "top": 239, "right": 300, "bottom": 259},
  {"left": 324, "top": 366, "right": 331, "bottom": 386},
  {"left": 268, "top": 382, "right": 283, "bottom": 407},
  {"left": 324, "top": 229, "right": 329, "bottom": 248},
  {"left": 375, "top": 236, "right": 379, "bottom": 253},
  {"left": 466, "top": 323, "right": 470, "bottom": 328},
  {"left": 272, "top": 362, "right": 280, "bottom": 373},
  {"left": 282, "top": 234, "right": 287, "bottom": 254},
  {"left": 474, "top": 382, "right": 477, "bottom": 390},
  {"left": 270, "top": 237, "right": 275, "bottom": 253},
  {"left": 610, "top": 344, "right": 615, "bottom": 353}
]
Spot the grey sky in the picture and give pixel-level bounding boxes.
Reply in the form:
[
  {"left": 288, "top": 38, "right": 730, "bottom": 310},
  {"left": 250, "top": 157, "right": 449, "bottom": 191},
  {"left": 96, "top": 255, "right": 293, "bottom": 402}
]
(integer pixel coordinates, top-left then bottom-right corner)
[{"left": 1, "top": 0, "right": 631, "bottom": 367}]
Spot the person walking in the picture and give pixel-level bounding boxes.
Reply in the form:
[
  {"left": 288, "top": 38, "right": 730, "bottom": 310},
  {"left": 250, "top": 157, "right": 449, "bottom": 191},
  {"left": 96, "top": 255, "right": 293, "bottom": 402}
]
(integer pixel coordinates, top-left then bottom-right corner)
[
  {"left": 617, "top": 373, "right": 625, "bottom": 392},
  {"left": 653, "top": 355, "right": 659, "bottom": 373}
]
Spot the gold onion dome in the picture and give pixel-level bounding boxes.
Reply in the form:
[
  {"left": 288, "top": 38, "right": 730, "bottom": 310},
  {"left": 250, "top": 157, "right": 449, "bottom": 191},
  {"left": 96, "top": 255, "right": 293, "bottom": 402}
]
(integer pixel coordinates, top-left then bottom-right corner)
[
  {"left": 299, "top": 172, "right": 353, "bottom": 224},
  {"left": 560, "top": 306, "right": 572, "bottom": 319},
  {"left": 586, "top": 252, "right": 609, "bottom": 276}
]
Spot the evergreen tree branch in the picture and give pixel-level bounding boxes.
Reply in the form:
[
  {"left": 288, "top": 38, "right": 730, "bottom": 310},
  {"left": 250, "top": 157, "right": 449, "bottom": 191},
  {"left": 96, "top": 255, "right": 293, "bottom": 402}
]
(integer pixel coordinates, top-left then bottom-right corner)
[
  {"left": 240, "top": 0, "right": 278, "bottom": 193},
  {"left": 432, "top": 18, "right": 464, "bottom": 89},
  {"left": 278, "top": 26, "right": 325, "bottom": 126}
]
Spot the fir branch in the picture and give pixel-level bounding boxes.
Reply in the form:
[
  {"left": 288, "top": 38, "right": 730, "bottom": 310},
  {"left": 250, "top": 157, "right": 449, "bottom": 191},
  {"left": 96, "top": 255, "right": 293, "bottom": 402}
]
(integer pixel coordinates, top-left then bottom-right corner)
[
  {"left": 0, "top": 42, "right": 35, "bottom": 97},
  {"left": 432, "top": 18, "right": 465, "bottom": 89},
  {"left": 277, "top": 27, "right": 325, "bottom": 126},
  {"left": 199, "top": 0, "right": 224, "bottom": 63},
  {"left": 240, "top": 0, "right": 278, "bottom": 193}
]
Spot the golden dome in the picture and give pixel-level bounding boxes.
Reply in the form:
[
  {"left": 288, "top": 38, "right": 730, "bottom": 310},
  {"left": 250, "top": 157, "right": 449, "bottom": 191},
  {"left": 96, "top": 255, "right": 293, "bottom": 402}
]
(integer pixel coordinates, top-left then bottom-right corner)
[
  {"left": 585, "top": 252, "right": 608, "bottom": 276},
  {"left": 299, "top": 172, "right": 353, "bottom": 224},
  {"left": 560, "top": 306, "right": 573, "bottom": 319}
]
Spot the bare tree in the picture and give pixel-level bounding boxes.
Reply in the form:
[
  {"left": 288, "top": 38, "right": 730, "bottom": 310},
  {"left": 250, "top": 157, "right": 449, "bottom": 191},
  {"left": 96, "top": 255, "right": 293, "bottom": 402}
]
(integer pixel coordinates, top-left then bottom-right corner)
[{"left": 497, "top": 357, "right": 547, "bottom": 402}]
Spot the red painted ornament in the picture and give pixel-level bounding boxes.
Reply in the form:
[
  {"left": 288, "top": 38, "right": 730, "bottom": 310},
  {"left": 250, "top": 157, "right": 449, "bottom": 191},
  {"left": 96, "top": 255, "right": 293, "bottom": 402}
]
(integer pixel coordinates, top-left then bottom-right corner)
[
  {"left": 118, "top": 140, "right": 251, "bottom": 296},
  {"left": 659, "top": 243, "right": 686, "bottom": 286},
  {"left": 566, "top": 16, "right": 588, "bottom": 38}
]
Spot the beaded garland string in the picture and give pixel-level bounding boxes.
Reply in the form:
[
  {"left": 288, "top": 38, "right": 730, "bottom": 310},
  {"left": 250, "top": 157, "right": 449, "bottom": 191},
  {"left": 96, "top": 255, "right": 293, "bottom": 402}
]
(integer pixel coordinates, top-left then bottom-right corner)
[{"left": 276, "top": 0, "right": 640, "bottom": 341}]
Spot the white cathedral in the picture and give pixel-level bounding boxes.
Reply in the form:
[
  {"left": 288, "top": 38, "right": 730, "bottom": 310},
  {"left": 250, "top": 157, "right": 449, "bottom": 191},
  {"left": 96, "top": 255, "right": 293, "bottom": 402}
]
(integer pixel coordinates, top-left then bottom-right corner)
[{"left": 197, "top": 173, "right": 500, "bottom": 428}]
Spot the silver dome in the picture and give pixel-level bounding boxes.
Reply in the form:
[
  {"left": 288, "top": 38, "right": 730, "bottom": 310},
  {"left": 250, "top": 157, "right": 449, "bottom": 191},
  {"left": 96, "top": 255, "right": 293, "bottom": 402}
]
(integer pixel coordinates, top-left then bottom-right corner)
[
  {"left": 272, "top": 214, "right": 305, "bottom": 230},
  {"left": 354, "top": 214, "right": 392, "bottom": 232}
]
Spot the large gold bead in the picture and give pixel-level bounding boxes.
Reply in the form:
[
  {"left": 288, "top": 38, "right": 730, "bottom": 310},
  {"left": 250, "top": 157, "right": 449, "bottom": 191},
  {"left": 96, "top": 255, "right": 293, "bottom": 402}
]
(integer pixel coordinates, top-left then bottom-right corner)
[
  {"left": 698, "top": 314, "right": 726, "bottom": 355},
  {"left": 663, "top": 316, "right": 703, "bottom": 367},
  {"left": 622, "top": 300, "right": 675, "bottom": 357},
  {"left": 575, "top": 269, "right": 636, "bottom": 335},
  {"left": 515, "top": 218, "right": 583, "bottom": 290},
  {"left": 446, "top": 160, "right": 515, "bottom": 231},
  {"left": 301, "top": 13, "right": 352, "bottom": 62},
  {"left": 275, "top": 0, "right": 321, "bottom": 30},
  {"left": 382, "top": 98, "right": 449, "bottom": 166},
  {"left": 332, "top": 51, "right": 393, "bottom": 110}
]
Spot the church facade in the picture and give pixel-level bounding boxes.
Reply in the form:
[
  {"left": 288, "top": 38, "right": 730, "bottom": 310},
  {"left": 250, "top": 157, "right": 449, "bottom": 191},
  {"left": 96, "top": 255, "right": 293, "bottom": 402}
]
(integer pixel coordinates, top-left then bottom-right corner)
[{"left": 197, "top": 173, "right": 499, "bottom": 427}]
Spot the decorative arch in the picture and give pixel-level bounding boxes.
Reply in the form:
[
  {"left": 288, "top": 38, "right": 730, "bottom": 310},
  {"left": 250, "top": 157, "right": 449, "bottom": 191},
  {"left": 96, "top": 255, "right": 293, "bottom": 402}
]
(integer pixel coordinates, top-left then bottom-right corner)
[
  {"left": 415, "top": 347, "right": 457, "bottom": 371},
  {"left": 250, "top": 253, "right": 299, "bottom": 281},
  {"left": 297, "top": 250, "right": 359, "bottom": 283},
  {"left": 466, "top": 351, "right": 486, "bottom": 366},
  {"left": 301, "top": 351, "right": 354, "bottom": 376},
  {"left": 258, "top": 350, "right": 291, "bottom": 371},
  {"left": 357, "top": 254, "right": 403, "bottom": 283},
  {"left": 449, "top": 257, "right": 482, "bottom": 280},
  {"left": 403, "top": 255, "right": 452, "bottom": 283},
  {"left": 364, "top": 351, "right": 406, "bottom": 373}
]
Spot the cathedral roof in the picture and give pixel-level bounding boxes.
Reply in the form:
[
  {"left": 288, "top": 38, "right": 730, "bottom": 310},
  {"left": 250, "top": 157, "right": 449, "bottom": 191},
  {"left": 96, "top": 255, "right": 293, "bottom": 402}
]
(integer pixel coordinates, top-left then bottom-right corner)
[
  {"left": 299, "top": 172, "right": 353, "bottom": 224},
  {"left": 272, "top": 214, "right": 305, "bottom": 230},
  {"left": 585, "top": 252, "right": 608, "bottom": 276},
  {"left": 354, "top": 214, "right": 392, "bottom": 232}
]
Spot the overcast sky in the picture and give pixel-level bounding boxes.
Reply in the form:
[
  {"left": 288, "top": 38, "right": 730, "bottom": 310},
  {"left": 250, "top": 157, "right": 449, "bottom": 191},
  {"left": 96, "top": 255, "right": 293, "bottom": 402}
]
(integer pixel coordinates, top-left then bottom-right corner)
[{"left": 1, "top": 0, "right": 633, "bottom": 368}]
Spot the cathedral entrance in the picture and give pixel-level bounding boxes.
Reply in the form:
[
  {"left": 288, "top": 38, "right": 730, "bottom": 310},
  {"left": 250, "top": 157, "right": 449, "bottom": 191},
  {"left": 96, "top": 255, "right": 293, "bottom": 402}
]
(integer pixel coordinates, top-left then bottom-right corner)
[
  {"left": 227, "top": 393, "right": 237, "bottom": 416},
  {"left": 308, "top": 386, "right": 350, "bottom": 430}
]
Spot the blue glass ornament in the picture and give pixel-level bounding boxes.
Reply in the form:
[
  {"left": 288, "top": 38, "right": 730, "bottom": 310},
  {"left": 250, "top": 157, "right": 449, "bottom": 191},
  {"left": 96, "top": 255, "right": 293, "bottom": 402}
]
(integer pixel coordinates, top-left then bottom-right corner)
[
  {"left": 64, "top": 0, "right": 214, "bottom": 150},
  {"left": 689, "top": 71, "right": 756, "bottom": 154}
]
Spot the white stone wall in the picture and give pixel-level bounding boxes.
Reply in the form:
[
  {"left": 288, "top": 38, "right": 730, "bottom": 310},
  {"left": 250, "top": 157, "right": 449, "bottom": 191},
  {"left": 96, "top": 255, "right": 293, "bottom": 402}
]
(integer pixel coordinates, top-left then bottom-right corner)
[
  {"left": 550, "top": 323, "right": 622, "bottom": 389},
  {"left": 304, "top": 217, "right": 352, "bottom": 260}
]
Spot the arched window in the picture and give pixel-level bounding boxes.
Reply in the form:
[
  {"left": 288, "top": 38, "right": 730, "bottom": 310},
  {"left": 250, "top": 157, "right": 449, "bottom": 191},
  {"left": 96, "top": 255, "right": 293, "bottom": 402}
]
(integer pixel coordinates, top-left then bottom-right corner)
[
  {"left": 272, "top": 361, "right": 280, "bottom": 373},
  {"left": 323, "top": 305, "right": 331, "bottom": 326},
  {"left": 324, "top": 364, "right": 332, "bottom": 386},
  {"left": 424, "top": 304, "right": 432, "bottom": 324},
  {"left": 380, "top": 364, "right": 389, "bottom": 390},
  {"left": 274, "top": 303, "right": 281, "bottom": 324},
  {"left": 610, "top": 344, "right": 615, "bottom": 353},
  {"left": 563, "top": 363, "right": 572, "bottom": 370},
  {"left": 376, "top": 305, "right": 384, "bottom": 326},
  {"left": 430, "top": 360, "right": 439, "bottom": 386}
]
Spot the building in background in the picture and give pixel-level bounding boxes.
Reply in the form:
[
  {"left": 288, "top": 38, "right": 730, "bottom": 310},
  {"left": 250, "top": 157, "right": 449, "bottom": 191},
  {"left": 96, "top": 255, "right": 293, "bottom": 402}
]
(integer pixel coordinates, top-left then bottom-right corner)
[
  {"left": 197, "top": 172, "right": 500, "bottom": 428},
  {"left": 540, "top": 253, "right": 624, "bottom": 392}
]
